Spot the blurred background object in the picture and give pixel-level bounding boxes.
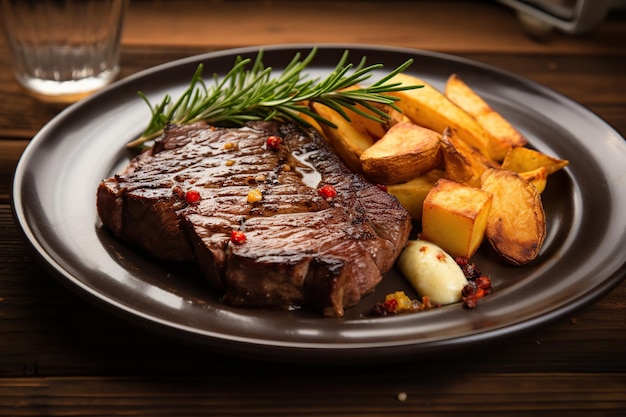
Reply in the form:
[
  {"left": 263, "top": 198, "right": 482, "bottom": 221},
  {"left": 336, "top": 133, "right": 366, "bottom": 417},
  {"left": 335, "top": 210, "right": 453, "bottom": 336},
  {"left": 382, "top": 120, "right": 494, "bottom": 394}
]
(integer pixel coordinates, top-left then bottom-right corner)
[
  {"left": 495, "top": 0, "right": 626, "bottom": 38},
  {"left": 0, "top": 0, "right": 127, "bottom": 103}
]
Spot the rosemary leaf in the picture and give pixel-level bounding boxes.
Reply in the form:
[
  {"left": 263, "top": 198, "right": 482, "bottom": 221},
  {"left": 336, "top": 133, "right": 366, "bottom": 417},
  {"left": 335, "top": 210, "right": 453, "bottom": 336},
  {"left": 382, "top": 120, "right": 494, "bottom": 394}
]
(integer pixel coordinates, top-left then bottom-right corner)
[{"left": 129, "top": 48, "right": 421, "bottom": 149}]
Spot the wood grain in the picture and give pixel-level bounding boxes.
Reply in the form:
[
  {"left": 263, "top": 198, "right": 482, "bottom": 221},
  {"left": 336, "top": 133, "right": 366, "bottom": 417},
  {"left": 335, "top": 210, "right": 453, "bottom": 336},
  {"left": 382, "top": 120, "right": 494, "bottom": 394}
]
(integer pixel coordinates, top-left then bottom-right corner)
[
  {"left": 0, "top": 374, "right": 624, "bottom": 416},
  {"left": 124, "top": 0, "right": 626, "bottom": 54}
]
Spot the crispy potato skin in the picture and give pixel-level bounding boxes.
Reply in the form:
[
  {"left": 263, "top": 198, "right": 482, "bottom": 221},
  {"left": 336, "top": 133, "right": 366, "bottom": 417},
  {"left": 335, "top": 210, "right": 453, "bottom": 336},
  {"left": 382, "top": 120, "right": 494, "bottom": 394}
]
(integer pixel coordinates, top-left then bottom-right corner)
[
  {"left": 360, "top": 122, "right": 442, "bottom": 184},
  {"left": 480, "top": 168, "right": 546, "bottom": 265},
  {"left": 519, "top": 166, "right": 549, "bottom": 193},
  {"left": 439, "top": 127, "right": 489, "bottom": 187}
]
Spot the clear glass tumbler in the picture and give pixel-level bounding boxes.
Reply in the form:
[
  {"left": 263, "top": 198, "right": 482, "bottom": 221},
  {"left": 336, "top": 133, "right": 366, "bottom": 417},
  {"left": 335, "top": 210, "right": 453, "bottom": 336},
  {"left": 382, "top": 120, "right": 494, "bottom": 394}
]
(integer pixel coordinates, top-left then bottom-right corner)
[{"left": 1, "top": 0, "right": 127, "bottom": 103}]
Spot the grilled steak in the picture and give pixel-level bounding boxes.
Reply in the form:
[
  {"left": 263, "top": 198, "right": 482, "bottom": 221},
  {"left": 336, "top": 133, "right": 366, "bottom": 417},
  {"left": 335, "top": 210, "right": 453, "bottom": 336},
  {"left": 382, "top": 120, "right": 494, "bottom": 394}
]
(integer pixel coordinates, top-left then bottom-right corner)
[{"left": 97, "top": 121, "right": 411, "bottom": 317}]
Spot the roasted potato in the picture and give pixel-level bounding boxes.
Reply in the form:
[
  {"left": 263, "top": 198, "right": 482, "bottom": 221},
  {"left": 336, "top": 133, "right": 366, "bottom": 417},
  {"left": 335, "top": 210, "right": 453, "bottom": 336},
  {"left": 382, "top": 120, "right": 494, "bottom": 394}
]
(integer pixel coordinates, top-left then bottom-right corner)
[
  {"left": 388, "top": 73, "right": 503, "bottom": 163},
  {"left": 518, "top": 166, "right": 549, "bottom": 193},
  {"left": 480, "top": 168, "right": 546, "bottom": 265},
  {"left": 295, "top": 109, "right": 324, "bottom": 133},
  {"left": 386, "top": 169, "right": 445, "bottom": 220},
  {"left": 340, "top": 87, "right": 410, "bottom": 139},
  {"left": 501, "top": 146, "right": 569, "bottom": 175},
  {"left": 443, "top": 126, "right": 499, "bottom": 171},
  {"left": 342, "top": 105, "right": 386, "bottom": 140},
  {"left": 376, "top": 103, "right": 412, "bottom": 129},
  {"left": 445, "top": 74, "right": 528, "bottom": 151},
  {"left": 345, "top": 96, "right": 410, "bottom": 141},
  {"left": 421, "top": 178, "right": 493, "bottom": 259},
  {"left": 440, "top": 128, "right": 483, "bottom": 187},
  {"left": 359, "top": 122, "right": 442, "bottom": 184},
  {"left": 310, "top": 102, "right": 374, "bottom": 173}
]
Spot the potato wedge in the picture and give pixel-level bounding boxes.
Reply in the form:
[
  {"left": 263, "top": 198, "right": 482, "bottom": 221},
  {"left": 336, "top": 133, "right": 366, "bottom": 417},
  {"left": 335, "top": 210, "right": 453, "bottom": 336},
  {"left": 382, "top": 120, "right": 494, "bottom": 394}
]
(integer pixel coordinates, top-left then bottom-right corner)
[
  {"left": 342, "top": 105, "right": 387, "bottom": 140},
  {"left": 386, "top": 169, "right": 445, "bottom": 220},
  {"left": 445, "top": 74, "right": 528, "bottom": 150},
  {"left": 368, "top": 101, "right": 412, "bottom": 131},
  {"left": 421, "top": 178, "right": 493, "bottom": 259},
  {"left": 518, "top": 166, "right": 549, "bottom": 193},
  {"left": 338, "top": 86, "right": 410, "bottom": 139},
  {"left": 388, "top": 73, "right": 505, "bottom": 162},
  {"left": 480, "top": 168, "right": 546, "bottom": 265},
  {"left": 442, "top": 127, "right": 499, "bottom": 185},
  {"left": 295, "top": 109, "right": 324, "bottom": 134},
  {"left": 310, "top": 102, "right": 374, "bottom": 173},
  {"left": 501, "top": 146, "right": 569, "bottom": 175},
  {"left": 359, "top": 122, "right": 442, "bottom": 184},
  {"left": 380, "top": 104, "right": 412, "bottom": 128},
  {"left": 440, "top": 128, "right": 481, "bottom": 187}
]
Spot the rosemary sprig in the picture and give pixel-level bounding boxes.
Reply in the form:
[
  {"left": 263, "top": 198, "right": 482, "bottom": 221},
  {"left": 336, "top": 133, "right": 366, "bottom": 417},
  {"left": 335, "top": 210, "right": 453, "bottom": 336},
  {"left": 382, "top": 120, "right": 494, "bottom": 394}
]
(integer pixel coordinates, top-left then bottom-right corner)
[{"left": 128, "top": 48, "right": 421, "bottom": 149}]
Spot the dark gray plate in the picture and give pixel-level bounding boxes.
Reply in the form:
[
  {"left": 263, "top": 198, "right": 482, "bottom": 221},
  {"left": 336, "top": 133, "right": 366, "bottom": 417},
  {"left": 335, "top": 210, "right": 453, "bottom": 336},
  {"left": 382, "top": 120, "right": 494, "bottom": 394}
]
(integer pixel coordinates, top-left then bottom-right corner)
[{"left": 11, "top": 44, "right": 626, "bottom": 362}]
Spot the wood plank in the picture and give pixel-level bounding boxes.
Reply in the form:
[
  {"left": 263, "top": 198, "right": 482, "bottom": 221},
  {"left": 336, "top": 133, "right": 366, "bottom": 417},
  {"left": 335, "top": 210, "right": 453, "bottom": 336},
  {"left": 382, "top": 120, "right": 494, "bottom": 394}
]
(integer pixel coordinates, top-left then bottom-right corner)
[
  {"left": 0, "top": 141, "right": 27, "bottom": 202},
  {"left": 0, "top": 374, "right": 624, "bottom": 416},
  {"left": 123, "top": 0, "right": 626, "bottom": 54}
]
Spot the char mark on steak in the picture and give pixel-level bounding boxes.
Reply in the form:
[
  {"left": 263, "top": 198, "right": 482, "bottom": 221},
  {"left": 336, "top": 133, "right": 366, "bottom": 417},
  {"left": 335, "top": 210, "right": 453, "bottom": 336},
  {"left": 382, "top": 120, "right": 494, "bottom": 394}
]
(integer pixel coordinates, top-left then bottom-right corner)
[{"left": 97, "top": 121, "right": 411, "bottom": 317}]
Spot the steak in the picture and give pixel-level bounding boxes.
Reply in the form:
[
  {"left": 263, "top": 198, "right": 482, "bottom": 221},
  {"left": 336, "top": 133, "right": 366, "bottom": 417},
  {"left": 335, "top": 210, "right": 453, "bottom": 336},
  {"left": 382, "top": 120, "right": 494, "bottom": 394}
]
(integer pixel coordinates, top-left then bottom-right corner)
[{"left": 97, "top": 121, "right": 411, "bottom": 317}]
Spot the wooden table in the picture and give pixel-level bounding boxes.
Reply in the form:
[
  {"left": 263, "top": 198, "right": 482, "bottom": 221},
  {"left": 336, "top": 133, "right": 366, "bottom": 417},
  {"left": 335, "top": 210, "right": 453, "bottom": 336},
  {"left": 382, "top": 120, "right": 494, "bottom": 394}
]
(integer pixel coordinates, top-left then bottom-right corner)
[{"left": 1, "top": 1, "right": 625, "bottom": 415}]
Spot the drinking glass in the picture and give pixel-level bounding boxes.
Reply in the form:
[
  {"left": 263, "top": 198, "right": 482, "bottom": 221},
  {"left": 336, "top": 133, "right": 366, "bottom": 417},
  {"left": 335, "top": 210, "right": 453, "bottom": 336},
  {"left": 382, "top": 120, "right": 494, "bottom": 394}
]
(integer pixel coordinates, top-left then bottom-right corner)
[{"left": 1, "top": 0, "right": 127, "bottom": 103}]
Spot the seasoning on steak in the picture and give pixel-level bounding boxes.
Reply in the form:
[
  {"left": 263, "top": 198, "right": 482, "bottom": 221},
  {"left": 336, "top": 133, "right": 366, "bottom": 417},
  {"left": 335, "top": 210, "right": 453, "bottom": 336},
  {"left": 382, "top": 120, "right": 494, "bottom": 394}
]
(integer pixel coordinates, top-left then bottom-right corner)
[{"left": 97, "top": 121, "right": 411, "bottom": 317}]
